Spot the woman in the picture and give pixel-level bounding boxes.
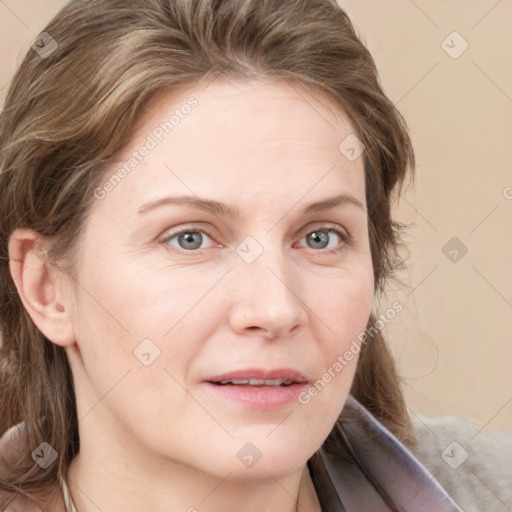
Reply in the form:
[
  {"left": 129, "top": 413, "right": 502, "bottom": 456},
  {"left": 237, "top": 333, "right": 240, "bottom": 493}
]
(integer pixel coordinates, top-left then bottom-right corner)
[{"left": 0, "top": 0, "right": 463, "bottom": 510}]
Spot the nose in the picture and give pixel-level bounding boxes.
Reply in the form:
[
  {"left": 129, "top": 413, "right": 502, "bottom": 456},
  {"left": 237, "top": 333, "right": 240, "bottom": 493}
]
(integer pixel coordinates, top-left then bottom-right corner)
[{"left": 228, "top": 249, "right": 307, "bottom": 340}]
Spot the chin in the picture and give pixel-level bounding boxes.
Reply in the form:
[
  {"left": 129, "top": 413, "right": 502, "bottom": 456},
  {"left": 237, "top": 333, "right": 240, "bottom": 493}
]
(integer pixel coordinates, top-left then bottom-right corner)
[
  {"left": 217, "top": 455, "right": 308, "bottom": 483},
  {"left": 209, "top": 431, "right": 318, "bottom": 481}
]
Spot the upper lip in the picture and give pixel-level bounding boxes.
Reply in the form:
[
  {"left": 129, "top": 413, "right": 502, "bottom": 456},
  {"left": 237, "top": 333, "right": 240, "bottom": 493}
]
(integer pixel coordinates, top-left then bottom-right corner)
[{"left": 205, "top": 368, "right": 309, "bottom": 383}]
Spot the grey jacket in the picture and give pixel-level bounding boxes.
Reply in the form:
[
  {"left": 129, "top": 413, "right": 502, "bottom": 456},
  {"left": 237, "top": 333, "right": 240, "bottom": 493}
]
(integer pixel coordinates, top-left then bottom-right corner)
[{"left": 308, "top": 395, "right": 463, "bottom": 511}]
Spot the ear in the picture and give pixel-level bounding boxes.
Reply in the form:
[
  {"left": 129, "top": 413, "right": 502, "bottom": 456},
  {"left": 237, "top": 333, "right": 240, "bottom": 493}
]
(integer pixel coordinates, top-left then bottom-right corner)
[{"left": 8, "top": 228, "right": 75, "bottom": 347}]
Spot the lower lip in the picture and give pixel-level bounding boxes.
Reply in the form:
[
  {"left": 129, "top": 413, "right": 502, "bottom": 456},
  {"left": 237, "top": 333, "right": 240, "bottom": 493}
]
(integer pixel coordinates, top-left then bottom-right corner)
[{"left": 202, "top": 382, "right": 308, "bottom": 409}]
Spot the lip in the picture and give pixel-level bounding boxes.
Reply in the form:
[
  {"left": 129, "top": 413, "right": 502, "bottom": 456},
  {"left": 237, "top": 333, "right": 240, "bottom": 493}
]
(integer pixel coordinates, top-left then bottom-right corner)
[
  {"left": 205, "top": 367, "right": 309, "bottom": 383},
  {"left": 203, "top": 367, "right": 309, "bottom": 410}
]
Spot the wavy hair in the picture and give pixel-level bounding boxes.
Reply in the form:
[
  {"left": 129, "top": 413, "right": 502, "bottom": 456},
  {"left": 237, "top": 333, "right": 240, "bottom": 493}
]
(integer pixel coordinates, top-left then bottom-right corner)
[{"left": 0, "top": 0, "right": 415, "bottom": 509}]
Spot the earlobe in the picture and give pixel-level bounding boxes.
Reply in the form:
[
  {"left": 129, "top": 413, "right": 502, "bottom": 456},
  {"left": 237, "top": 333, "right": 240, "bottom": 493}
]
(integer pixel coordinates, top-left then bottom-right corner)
[{"left": 8, "top": 228, "right": 75, "bottom": 347}]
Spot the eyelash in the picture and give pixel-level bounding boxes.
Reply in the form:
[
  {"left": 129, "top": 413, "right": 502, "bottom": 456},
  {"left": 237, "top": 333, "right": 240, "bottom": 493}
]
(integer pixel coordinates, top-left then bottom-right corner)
[{"left": 159, "top": 223, "right": 352, "bottom": 256}]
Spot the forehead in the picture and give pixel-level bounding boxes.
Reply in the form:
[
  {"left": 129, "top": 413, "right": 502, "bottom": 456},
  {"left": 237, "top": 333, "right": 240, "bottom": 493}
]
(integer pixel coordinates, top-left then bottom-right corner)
[
  {"left": 93, "top": 77, "right": 365, "bottom": 219},
  {"left": 131, "top": 76, "right": 357, "bottom": 159}
]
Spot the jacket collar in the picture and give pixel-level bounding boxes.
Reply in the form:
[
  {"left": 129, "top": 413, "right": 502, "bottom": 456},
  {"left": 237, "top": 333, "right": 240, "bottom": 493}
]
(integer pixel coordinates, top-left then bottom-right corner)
[{"left": 307, "top": 395, "right": 463, "bottom": 511}]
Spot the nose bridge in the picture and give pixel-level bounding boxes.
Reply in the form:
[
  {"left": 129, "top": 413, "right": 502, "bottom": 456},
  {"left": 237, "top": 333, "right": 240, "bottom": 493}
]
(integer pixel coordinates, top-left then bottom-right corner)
[{"left": 238, "top": 231, "right": 293, "bottom": 292}]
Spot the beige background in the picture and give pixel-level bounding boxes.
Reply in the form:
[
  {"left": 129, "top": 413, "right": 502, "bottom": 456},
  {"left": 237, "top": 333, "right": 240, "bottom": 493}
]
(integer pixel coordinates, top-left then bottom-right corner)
[{"left": 1, "top": 1, "right": 511, "bottom": 431}]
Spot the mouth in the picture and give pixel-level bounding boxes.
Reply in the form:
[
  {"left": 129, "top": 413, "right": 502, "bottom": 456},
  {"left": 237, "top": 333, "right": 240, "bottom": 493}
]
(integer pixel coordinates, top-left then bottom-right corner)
[
  {"left": 212, "top": 378, "right": 296, "bottom": 387},
  {"left": 203, "top": 368, "right": 309, "bottom": 409},
  {"left": 205, "top": 367, "right": 308, "bottom": 386}
]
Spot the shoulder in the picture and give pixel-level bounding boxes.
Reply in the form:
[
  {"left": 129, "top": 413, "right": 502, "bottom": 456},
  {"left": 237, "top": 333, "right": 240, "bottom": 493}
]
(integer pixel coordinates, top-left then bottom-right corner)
[
  {"left": 407, "top": 412, "right": 512, "bottom": 511},
  {"left": 320, "top": 396, "right": 463, "bottom": 511},
  {"left": 0, "top": 423, "right": 67, "bottom": 512}
]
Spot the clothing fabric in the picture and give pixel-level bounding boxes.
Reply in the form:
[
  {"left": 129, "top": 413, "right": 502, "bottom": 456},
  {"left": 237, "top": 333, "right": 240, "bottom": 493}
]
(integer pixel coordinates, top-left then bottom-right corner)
[
  {"left": 308, "top": 395, "right": 463, "bottom": 511},
  {"left": 408, "top": 410, "right": 512, "bottom": 512},
  {"left": 60, "top": 476, "right": 77, "bottom": 512},
  {"left": 58, "top": 395, "right": 463, "bottom": 512}
]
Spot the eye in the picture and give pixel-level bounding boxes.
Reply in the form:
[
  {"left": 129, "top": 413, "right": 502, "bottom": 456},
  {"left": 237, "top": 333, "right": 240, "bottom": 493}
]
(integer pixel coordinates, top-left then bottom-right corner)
[
  {"left": 160, "top": 228, "right": 216, "bottom": 252},
  {"left": 297, "top": 224, "right": 350, "bottom": 254},
  {"left": 159, "top": 224, "right": 351, "bottom": 255}
]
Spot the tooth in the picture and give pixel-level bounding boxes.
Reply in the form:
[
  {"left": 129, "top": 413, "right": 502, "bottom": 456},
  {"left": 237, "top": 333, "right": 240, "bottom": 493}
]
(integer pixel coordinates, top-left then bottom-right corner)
[
  {"left": 216, "top": 378, "right": 295, "bottom": 386},
  {"left": 263, "top": 379, "right": 282, "bottom": 386}
]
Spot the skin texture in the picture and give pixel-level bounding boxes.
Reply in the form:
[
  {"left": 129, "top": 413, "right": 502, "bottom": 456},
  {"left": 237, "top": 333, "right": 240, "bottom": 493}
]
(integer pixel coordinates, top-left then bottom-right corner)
[{"left": 8, "top": 77, "right": 374, "bottom": 512}]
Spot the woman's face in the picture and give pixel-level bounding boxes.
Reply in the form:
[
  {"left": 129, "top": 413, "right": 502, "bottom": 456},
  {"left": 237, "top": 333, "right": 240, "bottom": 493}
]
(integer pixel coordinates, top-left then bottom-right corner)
[{"left": 63, "top": 77, "right": 374, "bottom": 480}]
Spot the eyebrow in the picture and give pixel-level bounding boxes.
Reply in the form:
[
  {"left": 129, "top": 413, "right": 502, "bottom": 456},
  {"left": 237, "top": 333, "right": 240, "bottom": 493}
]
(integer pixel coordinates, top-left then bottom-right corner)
[{"left": 137, "top": 193, "right": 365, "bottom": 217}]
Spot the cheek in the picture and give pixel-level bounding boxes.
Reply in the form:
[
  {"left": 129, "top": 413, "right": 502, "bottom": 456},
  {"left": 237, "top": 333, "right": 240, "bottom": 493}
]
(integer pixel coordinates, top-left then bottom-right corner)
[
  {"left": 67, "top": 264, "right": 206, "bottom": 434},
  {"left": 290, "top": 273, "right": 373, "bottom": 464},
  {"left": 68, "top": 253, "right": 224, "bottom": 405},
  {"left": 317, "top": 260, "right": 374, "bottom": 341},
  {"left": 305, "top": 260, "right": 374, "bottom": 395}
]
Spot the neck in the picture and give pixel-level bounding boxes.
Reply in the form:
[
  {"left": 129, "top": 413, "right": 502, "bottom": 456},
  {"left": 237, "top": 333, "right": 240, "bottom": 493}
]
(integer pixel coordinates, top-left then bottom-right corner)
[
  {"left": 66, "top": 454, "right": 320, "bottom": 512},
  {"left": 65, "top": 421, "right": 321, "bottom": 512}
]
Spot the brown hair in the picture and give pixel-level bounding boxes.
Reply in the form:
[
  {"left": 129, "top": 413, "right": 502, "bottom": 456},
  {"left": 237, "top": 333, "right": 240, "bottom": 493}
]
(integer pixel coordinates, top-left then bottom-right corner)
[{"left": 0, "top": 0, "right": 415, "bottom": 509}]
